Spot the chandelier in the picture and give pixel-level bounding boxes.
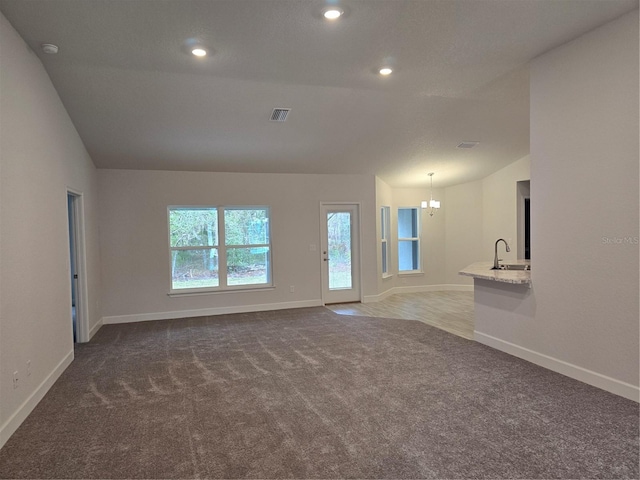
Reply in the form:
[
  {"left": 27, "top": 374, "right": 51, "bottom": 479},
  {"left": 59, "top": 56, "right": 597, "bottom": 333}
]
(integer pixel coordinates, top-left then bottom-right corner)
[{"left": 421, "top": 172, "right": 441, "bottom": 217}]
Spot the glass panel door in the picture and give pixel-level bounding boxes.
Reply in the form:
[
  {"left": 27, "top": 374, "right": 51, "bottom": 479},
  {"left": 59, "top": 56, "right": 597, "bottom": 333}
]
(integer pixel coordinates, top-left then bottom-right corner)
[
  {"left": 320, "top": 204, "right": 361, "bottom": 304},
  {"left": 327, "top": 211, "right": 353, "bottom": 290}
]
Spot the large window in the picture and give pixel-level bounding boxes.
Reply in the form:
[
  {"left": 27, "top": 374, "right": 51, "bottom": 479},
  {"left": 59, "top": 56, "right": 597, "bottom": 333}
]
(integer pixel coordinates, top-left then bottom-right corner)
[
  {"left": 381, "top": 206, "right": 390, "bottom": 276},
  {"left": 398, "top": 207, "right": 421, "bottom": 273},
  {"left": 169, "top": 206, "right": 271, "bottom": 292}
]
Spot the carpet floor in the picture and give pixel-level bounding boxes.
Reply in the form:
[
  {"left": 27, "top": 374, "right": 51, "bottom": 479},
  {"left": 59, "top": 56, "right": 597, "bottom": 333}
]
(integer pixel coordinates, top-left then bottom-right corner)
[{"left": 0, "top": 307, "right": 637, "bottom": 479}]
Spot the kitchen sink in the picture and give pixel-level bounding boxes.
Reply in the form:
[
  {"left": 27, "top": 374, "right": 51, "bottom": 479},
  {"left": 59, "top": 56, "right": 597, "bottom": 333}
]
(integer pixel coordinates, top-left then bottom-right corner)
[{"left": 494, "top": 264, "right": 530, "bottom": 271}]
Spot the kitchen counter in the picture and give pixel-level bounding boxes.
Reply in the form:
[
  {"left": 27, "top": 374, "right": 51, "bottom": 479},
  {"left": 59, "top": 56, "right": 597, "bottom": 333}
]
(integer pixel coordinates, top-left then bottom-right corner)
[{"left": 459, "top": 261, "right": 531, "bottom": 285}]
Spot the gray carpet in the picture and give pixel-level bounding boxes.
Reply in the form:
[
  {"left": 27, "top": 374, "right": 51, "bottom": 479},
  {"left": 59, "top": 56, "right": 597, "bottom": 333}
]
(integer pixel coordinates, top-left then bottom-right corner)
[{"left": 0, "top": 307, "right": 637, "bottom": 479}]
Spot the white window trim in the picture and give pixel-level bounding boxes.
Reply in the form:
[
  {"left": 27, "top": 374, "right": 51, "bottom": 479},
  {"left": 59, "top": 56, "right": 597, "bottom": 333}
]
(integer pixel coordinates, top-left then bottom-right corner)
[
  {"left": 167, "top": 285, "right": 275, "bottom": 297},
  {"left": 168, "top": 205, "right": 273, "bottom": 294},
  {"left": 397, "top": 206, "right": 423, "bottom": 274},
  {"left": 381, "top": 206, "right": 391, "bottom": 277},
  {"left": 398, "top": 271, "right": 424, "bottom": 277}
]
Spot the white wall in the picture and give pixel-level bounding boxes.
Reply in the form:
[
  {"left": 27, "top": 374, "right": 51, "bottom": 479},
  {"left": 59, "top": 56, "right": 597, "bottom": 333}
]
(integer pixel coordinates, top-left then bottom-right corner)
[
  {"left": 444, "top": 180, "right": 484, "bottom": 285},
  {"left": 0, "top": 13, "right": 102, "bottom": 447},
  {"left": 393, "top": 187, "right": 446, "bottom": 288},
  {"left": 375, "top": 177, "right": 394, "bottom": 294},
  {"left": 442, "top": 156, "right": 531, "bottom": 286},
  {"left": 482, "top": 155, "right": 531, "bottom": 263},
  {"left": 98, "top": 170, "right": 376, "bottom": 321},
  {"left": 372, "top": 182, "right": 447, "bottom": 299},
  {"left": 476, "top": 11, "right": 639, "bottom": 398}
]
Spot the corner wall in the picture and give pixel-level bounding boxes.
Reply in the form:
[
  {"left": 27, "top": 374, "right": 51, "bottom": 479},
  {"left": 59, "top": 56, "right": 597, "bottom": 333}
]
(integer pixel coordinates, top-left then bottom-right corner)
[
  {"left": 0, "top": 13, "right": 102, "bottom": 447},
  {"left": 393, "top": 187, "right": 447, "bottom": 289},
  {"left": 444, "top": 180, "right": 484, "bottom": 285},
  {"left": 375, "top": 177, "right": 394, "bottom": 295},
  {"left": 476, "top": 11, "right": 639, "bottom": 397},
  {"left": 482, "top": 155, "right": 531, "bottom": 264},
  {"left": 443, "top": 155, "right": 531, "bottom": 286},
  {"left": 371, "top": 181, "right": 448, "bottom": 300}
]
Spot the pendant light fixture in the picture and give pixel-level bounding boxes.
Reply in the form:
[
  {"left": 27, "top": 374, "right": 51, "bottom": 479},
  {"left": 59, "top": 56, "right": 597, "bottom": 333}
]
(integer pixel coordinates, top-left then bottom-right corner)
[{"left": 421, "top": 172, "right": 441, "bottom": 216}]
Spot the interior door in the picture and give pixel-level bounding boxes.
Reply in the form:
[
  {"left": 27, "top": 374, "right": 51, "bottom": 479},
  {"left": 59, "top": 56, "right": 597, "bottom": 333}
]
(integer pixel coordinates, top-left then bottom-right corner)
[
  {"left": 67, "top": 190, "right": 89, "bottom": 343},
  {"left": 320, "top": 203, "right": 361, "bottom": 304},
  {"left": 67, "top": 194, "right": 78, "bottom": 342}
]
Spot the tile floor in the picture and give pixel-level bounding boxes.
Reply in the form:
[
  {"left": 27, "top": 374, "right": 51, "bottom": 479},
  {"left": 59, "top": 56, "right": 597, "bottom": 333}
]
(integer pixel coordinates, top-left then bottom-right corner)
[{"left": 327, "top": 290, "right": 474, "bottom": 339}]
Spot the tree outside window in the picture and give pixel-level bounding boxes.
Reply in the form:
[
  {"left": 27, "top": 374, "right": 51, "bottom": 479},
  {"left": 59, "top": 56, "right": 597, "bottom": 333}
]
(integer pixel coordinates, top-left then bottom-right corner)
[{"left": 169, "top": 206, "right": 271, "bottom": 292}]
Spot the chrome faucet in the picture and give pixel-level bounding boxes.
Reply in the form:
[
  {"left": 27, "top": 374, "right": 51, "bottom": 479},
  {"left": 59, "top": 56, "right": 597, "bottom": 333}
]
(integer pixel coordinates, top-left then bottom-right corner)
[{"left": 493, "top": 238, "right": 511, "bottom": 270}]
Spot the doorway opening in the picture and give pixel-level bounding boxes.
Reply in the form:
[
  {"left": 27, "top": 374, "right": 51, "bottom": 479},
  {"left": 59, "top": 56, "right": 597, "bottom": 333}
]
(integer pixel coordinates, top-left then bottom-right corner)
[
  {"left": 517, "top": 180, "right": 531, "bottom": 260},
  {"left": 67, "top": 191, "right": 89, "bottom": 343}
]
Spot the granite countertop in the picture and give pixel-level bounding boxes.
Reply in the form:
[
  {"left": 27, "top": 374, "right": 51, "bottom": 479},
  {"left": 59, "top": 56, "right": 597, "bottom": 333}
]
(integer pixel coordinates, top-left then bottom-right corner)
[{"left": 459, "top": 261, "right": 531, "bottom": 285}]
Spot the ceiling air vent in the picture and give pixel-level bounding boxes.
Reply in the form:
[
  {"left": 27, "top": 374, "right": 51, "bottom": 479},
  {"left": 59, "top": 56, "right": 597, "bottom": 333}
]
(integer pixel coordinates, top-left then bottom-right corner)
[
  {"left": 270, "top": 108, "right": 291, "bottom": 122},
  {"left": 457, "top": 141, "right": 479, "bottom": 149}
]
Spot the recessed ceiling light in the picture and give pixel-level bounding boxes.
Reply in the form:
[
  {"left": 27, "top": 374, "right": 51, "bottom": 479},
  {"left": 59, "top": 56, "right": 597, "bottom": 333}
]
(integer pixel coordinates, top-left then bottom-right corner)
[
  {"left": 41, "top": 43, "right": 59, "bottom": 54},
  {"left": 323, "top": 7, "right": 344, "bottom": 20},
  {"left": 379, "top": 67, "right": 393, "bottom": 76},
  {"left": 191, "top": 47, "right": 207, "bottom": 57}
]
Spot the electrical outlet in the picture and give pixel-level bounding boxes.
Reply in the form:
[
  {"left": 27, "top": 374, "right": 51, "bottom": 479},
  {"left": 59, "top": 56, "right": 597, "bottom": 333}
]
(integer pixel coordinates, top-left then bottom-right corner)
[
  {"left": 26, "top": 360, "right": 31, "bottom": 377},
  {"left": 13, "top": 371, "right": 19, "bottom": 389},
  {"left": 289, "top": 285, "right": 295, "bottom": 293}
]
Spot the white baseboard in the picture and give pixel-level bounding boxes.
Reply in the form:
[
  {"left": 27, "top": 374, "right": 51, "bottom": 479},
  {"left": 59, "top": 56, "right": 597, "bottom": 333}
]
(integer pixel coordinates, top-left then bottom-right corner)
[
  {"left": 102, "top": 299, "right": 323, "bottom": 325},
  {"left": 363, "top": 289, "right": 395, "bottom": 303},
  {"left": 363, "top": 284, "right": 473, "bottom": 303},
  {"left": 89, "top": 318, "right": 103, "bottom": 340},
  {"left": 475, "top": 331, "right": 639, "bottom": 403},
  {"left": 0, "top": 349, "right": 74, "bottom": 450}
]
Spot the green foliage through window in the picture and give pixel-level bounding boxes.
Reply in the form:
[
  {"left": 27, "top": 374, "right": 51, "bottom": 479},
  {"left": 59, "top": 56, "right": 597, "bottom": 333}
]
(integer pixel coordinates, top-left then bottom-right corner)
[{"left": 169, "top": 206, "right": 271, "bottom": 291}]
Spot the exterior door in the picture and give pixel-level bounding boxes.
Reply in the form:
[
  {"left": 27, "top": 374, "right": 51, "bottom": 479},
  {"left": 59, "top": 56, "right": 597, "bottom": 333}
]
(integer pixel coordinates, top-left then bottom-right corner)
[{"left": 320, "top": 203, "right": 361, "bottom": 304}]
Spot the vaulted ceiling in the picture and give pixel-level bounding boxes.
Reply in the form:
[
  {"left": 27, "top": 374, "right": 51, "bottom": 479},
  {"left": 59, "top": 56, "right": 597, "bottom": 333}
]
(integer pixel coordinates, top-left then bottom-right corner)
[{"left": 1, "top": 0, "right": 637, "bottom": 187}]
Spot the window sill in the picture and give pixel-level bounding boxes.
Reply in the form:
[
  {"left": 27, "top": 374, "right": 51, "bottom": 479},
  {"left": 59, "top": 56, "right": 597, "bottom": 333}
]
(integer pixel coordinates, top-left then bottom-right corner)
[
  {"left": 398, "top": 271, "right": 424, "bottom": 277},
  {"left": 168, "top": 285, "right": 275, "bottom": 297},
  {"left": 382, "top": 273, "right": 394, "bottom": 280}
]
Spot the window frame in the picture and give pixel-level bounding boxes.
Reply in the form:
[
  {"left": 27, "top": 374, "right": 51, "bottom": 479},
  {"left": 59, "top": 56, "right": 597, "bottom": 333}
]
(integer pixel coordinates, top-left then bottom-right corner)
[
  {"left": 397, "top": 206, "right": 422, "bottom": 274},
  {"left": 168, "top": 205, "right": 273, "bottom": 294},
  {"left": 380, "top": 206, "right": 391, "bottom": 277}
]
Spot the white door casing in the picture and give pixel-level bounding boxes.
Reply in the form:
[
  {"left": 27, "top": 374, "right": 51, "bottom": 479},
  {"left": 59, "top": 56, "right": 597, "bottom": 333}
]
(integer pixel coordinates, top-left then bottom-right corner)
[{"left": 320, "top": 203, "right": 361, "bottom": 304}]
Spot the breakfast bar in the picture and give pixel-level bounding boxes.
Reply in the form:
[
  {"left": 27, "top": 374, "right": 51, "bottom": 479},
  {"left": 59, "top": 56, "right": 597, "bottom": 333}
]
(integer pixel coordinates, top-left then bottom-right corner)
[
  {"left": 459, "top": 261, "right": 535, "bottom": 350},
  {"left": 459, "top": 261, "right": 531, "bottom": 286}
]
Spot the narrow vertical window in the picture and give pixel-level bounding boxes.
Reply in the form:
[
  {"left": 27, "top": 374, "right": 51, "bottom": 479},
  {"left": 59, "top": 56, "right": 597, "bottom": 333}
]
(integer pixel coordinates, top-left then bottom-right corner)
[
  {"left": 397, "top": 207, "right": 421, "bottom": 272},
  {"left": 381, "top": 206, "right": 390, "bottom": 276}
]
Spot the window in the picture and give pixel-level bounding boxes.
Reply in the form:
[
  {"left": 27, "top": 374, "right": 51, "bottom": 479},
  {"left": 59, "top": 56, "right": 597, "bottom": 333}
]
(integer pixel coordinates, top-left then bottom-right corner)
[
  {"left": 224, "top": 208, "right": 271, "bottom": 287},
  {"left": 380, "top": 206, "right": 390, "bottom": 275},
  {"left": 398, "top": 207, "right": 421, "bottom": 272},
  {"left": 169, "top": 206, "right": 271, "bottom": 292}
]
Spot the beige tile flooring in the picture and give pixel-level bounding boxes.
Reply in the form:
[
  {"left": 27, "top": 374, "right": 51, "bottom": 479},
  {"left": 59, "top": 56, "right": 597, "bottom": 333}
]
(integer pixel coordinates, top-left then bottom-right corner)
[{"left": 327, "top": 291, "right": 475, "bottom": 340}]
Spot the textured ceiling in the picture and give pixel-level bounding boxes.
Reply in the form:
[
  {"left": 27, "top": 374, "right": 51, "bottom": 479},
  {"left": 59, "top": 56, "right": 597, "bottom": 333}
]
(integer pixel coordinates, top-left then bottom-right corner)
[{"left": 1, "top": 0, "right": 637, "bottom": 187}]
